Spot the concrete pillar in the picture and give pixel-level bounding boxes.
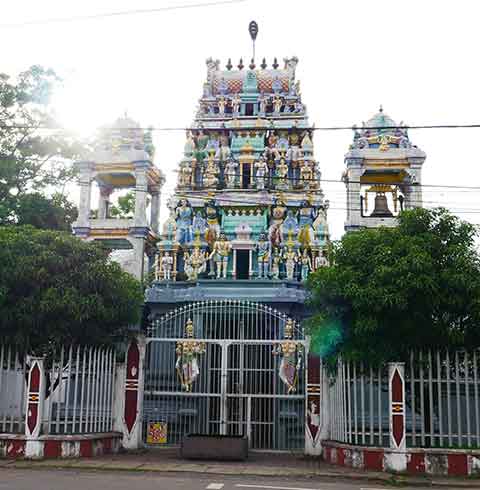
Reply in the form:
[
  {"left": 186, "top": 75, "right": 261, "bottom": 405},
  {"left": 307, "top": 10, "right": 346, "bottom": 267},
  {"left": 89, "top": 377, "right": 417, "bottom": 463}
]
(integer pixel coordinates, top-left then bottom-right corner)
[
  {"left": 150, "top": 188, "right": 161, "bottom": 234},
  {"left": 385, "top": 362, "right": 407, "bottom": 472},
  {"left": 134, "top": 166, "right": 149, "bottom": 228},
  {"left": 77, "top": 163, "right": 93, "bottom": 227},
  {"left": 344, "top": 162, "right": 362, "bottom": 231},
  {"left": 98, "top": 185, "right": 112, "bottom": 219},
  {"left": 115, "top": 335, "right": 147, "bottom": 450},
  {"left": 25, "top": 357, "right": 46, "bottom": 459}
]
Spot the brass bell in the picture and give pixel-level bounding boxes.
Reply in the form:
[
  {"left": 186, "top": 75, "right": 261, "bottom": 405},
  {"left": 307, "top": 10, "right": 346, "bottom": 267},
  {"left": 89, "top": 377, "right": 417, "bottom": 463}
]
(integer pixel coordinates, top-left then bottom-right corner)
[{"left": 370, "top": 192, "right": 393, "bottom": 217}]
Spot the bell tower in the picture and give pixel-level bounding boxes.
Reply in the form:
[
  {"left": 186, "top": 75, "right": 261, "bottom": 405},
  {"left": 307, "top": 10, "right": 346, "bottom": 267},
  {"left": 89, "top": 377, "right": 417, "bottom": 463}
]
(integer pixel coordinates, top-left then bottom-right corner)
[{"left": 343, "top": 107, "right": 426, "bottom": 232}]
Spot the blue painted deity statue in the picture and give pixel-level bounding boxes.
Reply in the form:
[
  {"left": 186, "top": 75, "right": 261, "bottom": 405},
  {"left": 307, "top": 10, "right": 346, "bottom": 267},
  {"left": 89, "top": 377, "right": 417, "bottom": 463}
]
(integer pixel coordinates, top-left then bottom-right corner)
[
  {"left": 192, "top": 211, "right": 208, "bottom": 240},
  {"left": 256, "top": 232, "right": 271, "bottom": 279},
  {"left": 175, "top": 199, "right": 194, "bottom": 244},
  {"left": 298, "top": 201, "right": 316, "bottom": 248},
  {"left": 281, "top": 210, "right": 299, "bottom": 240}
]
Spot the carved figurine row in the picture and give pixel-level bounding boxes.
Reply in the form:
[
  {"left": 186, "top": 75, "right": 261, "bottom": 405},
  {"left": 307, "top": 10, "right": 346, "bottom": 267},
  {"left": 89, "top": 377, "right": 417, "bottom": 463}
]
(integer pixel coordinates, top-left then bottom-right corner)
[
  {"left": 157, "top": 236, "right": 328, "bottom": 283},
  {"left": 198, "top": 93, "right": 305, "bottom": 118}
]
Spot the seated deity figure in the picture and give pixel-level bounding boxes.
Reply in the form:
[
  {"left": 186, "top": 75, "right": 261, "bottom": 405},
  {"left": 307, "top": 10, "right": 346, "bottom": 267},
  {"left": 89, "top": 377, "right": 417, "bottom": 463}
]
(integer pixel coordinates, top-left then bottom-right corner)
[
  {"left": 254, "top": 157, "right": 269, "bottom": 190},
  {"left": 209, "top": 232, "right": 232, "bottom": 279},
  {"left": 160, "top": 251, "right": 174, "bottom": 281},
  {"left": 192, "top": 211, "right": 208, "bottom": 240},
  {"left": 224, "top": 158, "right": 238, "bottom": 188},
  {"left": 300, "top": 249, "right": 312, "bottom": 282},
  {"left": 276, "top": 133, "right": 289, "bottom": 156},
  {"left": 256, "top": 232, "right": 270, "bottom": 279},
  {"left": 274, "top": 158, "right": 289, "bottom": 190},
  {"left": 184, "top": 247, "right": 207, "bottom": 281},
  {"left": 175, "top": 199, "right": 193, "bottom": 245},
  {"left": 231, "top": 93, "right": 241, "bottom": 115},
  {"left": 203, "top": 154, "right": 219, "bottom": 188},
  {"left": 281, "top": 210, "right": 299, "bottom": 240},
  {"left": 298, "top": 201, "right": 316, "bottom": 248},
  {"left": 284, "top": 247, "right": 299, "bottom": 281},
  {"left": 299, "top": 160, "right": 314, "bottom": 189}
]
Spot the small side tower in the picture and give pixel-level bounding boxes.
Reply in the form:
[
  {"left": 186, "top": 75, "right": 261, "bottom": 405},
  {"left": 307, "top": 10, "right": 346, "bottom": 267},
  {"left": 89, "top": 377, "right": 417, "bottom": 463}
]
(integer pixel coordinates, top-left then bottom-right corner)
[
  {"left": 343, "top": 107, "right": 426, "bottom": 232},
  {"left": 72, "top": 116, "right": 165, "bottom": 280}
]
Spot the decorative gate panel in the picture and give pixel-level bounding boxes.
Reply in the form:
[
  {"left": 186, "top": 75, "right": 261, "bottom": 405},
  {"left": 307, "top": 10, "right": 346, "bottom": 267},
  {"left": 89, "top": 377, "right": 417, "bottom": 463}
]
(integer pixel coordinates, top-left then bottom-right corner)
[{"left": 143, "top": 300, "right": 306, "bottom": 451}]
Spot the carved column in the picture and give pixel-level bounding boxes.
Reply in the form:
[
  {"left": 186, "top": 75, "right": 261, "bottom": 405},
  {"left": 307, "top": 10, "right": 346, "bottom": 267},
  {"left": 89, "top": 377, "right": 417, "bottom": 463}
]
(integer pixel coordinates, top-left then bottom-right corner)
[
  {"left": 134, "top": 166, "right": 149, "bottom": 228},
  {"left": 77, "top": 162, "right": 93, "bottom": 228},
  {"left": 98, "top": 185, "right": 112, "bottom": 219},
  {"left": 150, "top": 187, "right": 161, "bottom": 234}
]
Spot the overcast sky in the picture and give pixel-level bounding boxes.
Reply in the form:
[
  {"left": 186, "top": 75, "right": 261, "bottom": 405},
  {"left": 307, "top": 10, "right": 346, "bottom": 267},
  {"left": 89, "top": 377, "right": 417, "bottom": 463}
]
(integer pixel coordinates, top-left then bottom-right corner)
[{"left": 2, "top": 0, "right": 480, "bottom": 239}]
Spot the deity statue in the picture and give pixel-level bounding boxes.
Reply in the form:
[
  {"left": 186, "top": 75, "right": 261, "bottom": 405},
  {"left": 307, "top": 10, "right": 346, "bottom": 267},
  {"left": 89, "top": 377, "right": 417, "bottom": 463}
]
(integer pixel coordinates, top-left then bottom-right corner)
[
  {"left": 224, "top": 158, "right": 238, "bottom": 188},
  {"left": 276, "top": 133, "right": 289, "bottom": 155},
  {"left": 300, "top": 249, "right": 312, "bottom": 282},
  {"left": 301, "top": 131, "right": 314, "bottom": 156},
  {"left": 176, "top": 319, "right": 206, "bottom": 392},
  {"left": 281, "top": 210, "right": 299, "bottom": 240},
  {"left": 272, "top": 76, "right": 282, "bottom": 94},
  {"left": 178, "top": 160, "right": 193, "bottom": 188},
  {"left": 298, "top": 201, "right": 316, "bottom": 248},
  {"left": 184, "top": 131, "right": 195, "bottom": 157},
  {"left": 314, "top": 250, "right": 329, "bottom": 269},
  {"left": 256, "top": 232, "right": 270, "bottom": 279},
  {"left": 284, "top": 247, "right": 298, "bottom": 281},
  {"left": 294, "top": 100, "right": 305, "bottom": 113},
  {"left": 205, "top": 200, "right": 220, "bottom": 245},
  {"left": 272, "top": 95, "right": 283, "bottom": 114},
  {"left": 194, "top": 130, "right": 209, "bottom": 163},
  {"left": 271, "top": 248, "right": 281, "bottom": 280},
  {"left": 275, "top": 158, "right": 289, "bottom": 190},
  {"left": 203, "top": 153, "right": 219, "bottom": 188},
  {"left": 162, "top": 199, "right": 177, "bottom": 241},
  {"left": 268, "top": 199, "right": 287, "bottom": 248},
  {"left": 175, "top": 199, "right": 193, "bottom": 245},
  {"left": 299, "top": 160, "right": 314, "bottom": 189},
  {"left": 215, "top": 135, "right": 231, "bottom": 161},
  {"left": 209, "top": 232, "right": 232, "bottom": 279},
  {"left": 218, "top": 96, "right": 227, "bottom": 116},
  {"left": 313, "top": 208, "right": 328, "bottom": 242},
  {"left": 192, "top": 211, "right": 208, "bottom": 239},
  {"left": 184, "top": 247, "right": 207, "bottom": 281},
  {"left": 231, "top": 93, "right": 241, "bottom": 115},
  {"left": 160, "top": 251, "right": 174, "bottom": 281},
  {"left": 254, "top": 156, "right": 269, "bottom": 190},
  {"left": 258, "top": 94, "right": 268, "bottom": 115}
]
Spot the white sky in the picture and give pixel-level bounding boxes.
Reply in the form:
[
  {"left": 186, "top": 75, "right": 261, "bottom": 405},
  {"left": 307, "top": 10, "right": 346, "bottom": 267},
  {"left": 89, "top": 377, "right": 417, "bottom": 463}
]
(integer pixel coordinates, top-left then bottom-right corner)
[{"left": 2, "top": 0, "right": 480, "bottom": 240}]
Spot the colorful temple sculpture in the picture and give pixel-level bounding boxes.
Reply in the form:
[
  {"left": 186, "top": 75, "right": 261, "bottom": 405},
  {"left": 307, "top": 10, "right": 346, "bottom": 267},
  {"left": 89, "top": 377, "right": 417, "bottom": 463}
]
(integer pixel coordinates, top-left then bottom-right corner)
[
  {"left": 146, "top": 56, "right": 329, "bottom": 313},
  {"left": 343, "top": 107, "right": 426, "bottom": 232},
  {"left": 72, "top": 116, "right": 165, "bottom": 280}
]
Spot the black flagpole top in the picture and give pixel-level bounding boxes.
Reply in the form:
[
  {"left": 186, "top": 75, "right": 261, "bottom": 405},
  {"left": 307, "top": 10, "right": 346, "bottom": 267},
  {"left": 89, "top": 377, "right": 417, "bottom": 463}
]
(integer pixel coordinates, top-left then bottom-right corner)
[{"left": 249, "top": 21, "right": 258, "bottom": 41}]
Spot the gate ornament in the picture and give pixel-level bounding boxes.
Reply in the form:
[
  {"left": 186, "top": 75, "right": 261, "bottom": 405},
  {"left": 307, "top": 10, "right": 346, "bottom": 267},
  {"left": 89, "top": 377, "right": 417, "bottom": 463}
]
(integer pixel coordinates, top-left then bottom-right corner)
[
  {"left": 175, "top": 319, "right": 206, "bottom": 392},
  {"left": 273, "top": 318, "right": 303, "bottom": 393}
]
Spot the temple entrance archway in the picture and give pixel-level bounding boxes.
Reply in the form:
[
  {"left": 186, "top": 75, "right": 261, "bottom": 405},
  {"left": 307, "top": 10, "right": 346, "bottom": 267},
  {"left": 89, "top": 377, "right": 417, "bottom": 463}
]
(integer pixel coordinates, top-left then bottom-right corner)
[{"left": 143, "top": 300, "right": 306, "bottom": 451}]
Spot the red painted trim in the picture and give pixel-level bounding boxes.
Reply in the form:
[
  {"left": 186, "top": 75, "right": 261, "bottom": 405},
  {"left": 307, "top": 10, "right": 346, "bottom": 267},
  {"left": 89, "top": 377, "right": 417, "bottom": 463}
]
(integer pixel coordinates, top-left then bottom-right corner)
[
  {"left": 44, "top": 440, "right": 61, "bottom": 458},
  {"left": 27, "top": 404, "right": 38, "bottom": 435},
  {"left": 448, "top": 454, "right": 468, "bottom": 476},
  {"left": 103, "top": 437, "right": 112, "bottom": 453},
  {"left": 307, "top": 355, "right": 320, "bottom": 384},
  {"left": 124, "top": 341, "right": 140, "bottom": 434},
  {"left": 79, "top": 440, "right": 93, "bottom": 458},
  {"left": 6, "top": 440, "right": 25, "bottom": 458},
  {"left": 337, "top": 447, "right": 346, "bottom": 466},
  {"left": 364, "top": 450, "right": 384, "bottom": 471},
  {"left": 392, "top": 414, "right": 404, "bottom": 448},
  {"left": 392, "top": 369, "right": 402, "bottom": 402},
  {"left": 407, "top": 453, "right": 426, "bottom": 474}
]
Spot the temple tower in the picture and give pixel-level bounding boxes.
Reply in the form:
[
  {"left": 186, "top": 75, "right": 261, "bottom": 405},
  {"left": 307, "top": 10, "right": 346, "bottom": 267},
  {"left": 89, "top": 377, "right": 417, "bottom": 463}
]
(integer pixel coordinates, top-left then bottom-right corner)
[
  {"left": 146, "top": 55, "right": 329, "bottom": 315},
  {"left": 72, "top": 116, "right": 165, "bottom": 280},
  {"left": 343, "top": 108, "right": 426, "bottom": 232}
]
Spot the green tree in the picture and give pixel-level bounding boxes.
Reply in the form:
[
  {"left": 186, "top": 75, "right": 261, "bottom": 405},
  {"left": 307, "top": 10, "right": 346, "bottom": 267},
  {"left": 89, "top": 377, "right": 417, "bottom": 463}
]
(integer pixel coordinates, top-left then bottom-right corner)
[
  {"left": 109, "top": 191, "right": 135, "bottom": 218},
  {"left": 0, "top": 65, "right": 83, "bottom": 229},
  {"left": 306, "top": 208, "right": 480, "bottom": 363},
  {"left": 0, "top": 226, "right": 144, "bottom": 354}
]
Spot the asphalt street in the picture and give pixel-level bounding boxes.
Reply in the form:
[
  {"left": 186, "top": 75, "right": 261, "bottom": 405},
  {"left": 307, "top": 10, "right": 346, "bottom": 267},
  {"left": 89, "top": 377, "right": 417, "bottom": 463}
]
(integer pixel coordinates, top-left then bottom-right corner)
[{"left": 0, "top": 469, "right": 444, "bottom": 490}]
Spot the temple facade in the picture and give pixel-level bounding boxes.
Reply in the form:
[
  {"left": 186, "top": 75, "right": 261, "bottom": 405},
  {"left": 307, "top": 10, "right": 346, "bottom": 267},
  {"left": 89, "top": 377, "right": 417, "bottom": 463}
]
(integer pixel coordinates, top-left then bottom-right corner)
[{"left": 343, "top": 107, "right": 426, "bottom": 232}]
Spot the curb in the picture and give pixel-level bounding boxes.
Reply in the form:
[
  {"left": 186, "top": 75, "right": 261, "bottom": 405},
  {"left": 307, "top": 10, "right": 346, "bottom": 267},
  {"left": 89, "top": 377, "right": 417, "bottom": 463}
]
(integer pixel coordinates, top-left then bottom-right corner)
[{"left": 2, "top": 460, "right": 479, "bottom": 488}]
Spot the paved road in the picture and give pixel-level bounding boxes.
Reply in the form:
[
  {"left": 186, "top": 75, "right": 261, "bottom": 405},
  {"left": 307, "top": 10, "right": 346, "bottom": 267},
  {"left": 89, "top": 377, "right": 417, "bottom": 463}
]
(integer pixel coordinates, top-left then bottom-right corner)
[{"left": 0, "top": 469, "right": 440, "bottom": 490}]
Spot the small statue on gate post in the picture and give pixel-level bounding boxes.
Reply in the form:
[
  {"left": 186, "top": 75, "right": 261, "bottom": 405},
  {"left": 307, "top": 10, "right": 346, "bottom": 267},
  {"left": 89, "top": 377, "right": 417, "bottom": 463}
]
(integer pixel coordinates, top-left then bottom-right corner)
[{"left": 176, "top": 319, "right": 206, "bottom": 392}]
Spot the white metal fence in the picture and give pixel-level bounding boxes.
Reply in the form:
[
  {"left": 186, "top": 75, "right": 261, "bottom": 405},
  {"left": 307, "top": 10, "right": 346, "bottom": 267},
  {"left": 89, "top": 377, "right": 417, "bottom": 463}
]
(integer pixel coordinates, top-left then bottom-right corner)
[
  {"left": 0, "top": 345, "right": 27, "bottom": 434},
  {"left": 45, "top": 346, "right": 116, "bottom": 435},
  {"left": 328, "top": 350, "right": 480, "bottom": 449}
]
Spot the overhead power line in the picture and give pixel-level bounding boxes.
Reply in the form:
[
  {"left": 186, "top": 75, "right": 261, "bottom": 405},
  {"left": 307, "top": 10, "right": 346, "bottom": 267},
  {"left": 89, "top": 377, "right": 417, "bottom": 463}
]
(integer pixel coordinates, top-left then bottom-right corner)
[{"left": 0, "top": 0, "right": 247, "bottom": 28}]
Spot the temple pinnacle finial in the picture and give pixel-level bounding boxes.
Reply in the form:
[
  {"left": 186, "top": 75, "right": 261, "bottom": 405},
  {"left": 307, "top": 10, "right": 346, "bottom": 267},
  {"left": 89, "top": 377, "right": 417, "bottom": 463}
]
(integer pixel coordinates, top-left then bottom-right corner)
[
  {"left": 272, "top": 57, "right": 279, "bottom": 69},
  {"left": 238, "top": 58, "right": 244, "bottom": 70},
  {"left": 249, "top": 58, "right": 256, "bottom": 70},
  {"left": 226, "top": 58, "right": 232, "bottom": 70},
  {"left": 249, "top": 20, "right": 258, "bottom": 60},
  {"left": 379, "top": 104, "right": 383, "bottom": 113},
  {"left": 260, "top": 58, "right": 267, "bottom": 69}
]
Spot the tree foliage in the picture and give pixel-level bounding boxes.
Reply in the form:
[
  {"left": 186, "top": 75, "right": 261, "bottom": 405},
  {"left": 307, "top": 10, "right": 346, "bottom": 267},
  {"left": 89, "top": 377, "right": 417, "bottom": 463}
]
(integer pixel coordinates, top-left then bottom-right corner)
[
  {"left": 0, "top": 226, "right": 144, "bottom": 354},
  {"left": 0, "top": 65, "right": 83, "bottom": 229},
  {"left": 306, "top": 208, "right": 480, "bottom": 363}
]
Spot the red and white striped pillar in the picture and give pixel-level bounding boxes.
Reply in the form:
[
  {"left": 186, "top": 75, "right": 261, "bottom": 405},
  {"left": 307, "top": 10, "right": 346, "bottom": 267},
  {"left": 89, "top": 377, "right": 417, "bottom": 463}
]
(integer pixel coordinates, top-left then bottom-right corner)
[
  {"left": 386, "top": 362, "right": 407, "bottom": 471},
  {"left": 25, "top": 357, "right": 46, "bottom": 458},
  {"left": 118, "top": 336, "right": 146, "bottom": 450}
]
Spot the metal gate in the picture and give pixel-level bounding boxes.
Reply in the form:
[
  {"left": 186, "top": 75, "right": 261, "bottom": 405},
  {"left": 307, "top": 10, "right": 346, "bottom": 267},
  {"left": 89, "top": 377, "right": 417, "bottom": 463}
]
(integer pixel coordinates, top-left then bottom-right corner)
[{"left": 144, "top": 300, "right": 306, "bottom": 451}]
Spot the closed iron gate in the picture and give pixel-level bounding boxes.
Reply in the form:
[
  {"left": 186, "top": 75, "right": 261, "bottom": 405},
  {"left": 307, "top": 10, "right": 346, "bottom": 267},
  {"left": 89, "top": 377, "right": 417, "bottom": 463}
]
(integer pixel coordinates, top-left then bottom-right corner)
[{"left": 144, "top": 300, "right": 306, "bottom": 451}]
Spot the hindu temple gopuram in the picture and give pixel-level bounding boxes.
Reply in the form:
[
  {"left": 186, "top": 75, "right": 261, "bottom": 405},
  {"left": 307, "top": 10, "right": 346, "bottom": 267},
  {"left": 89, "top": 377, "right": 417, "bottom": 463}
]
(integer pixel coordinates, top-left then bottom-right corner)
[{"left": 145, "top": 56, "right": 329, "bottom": 316}]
